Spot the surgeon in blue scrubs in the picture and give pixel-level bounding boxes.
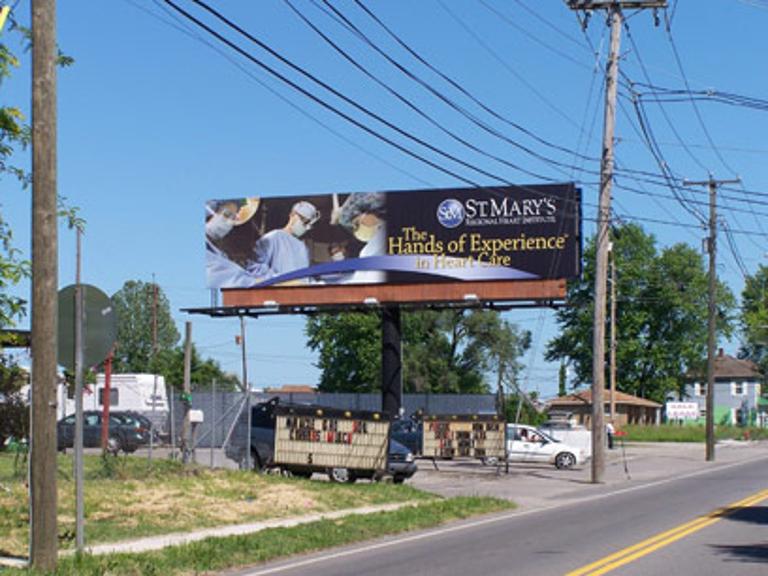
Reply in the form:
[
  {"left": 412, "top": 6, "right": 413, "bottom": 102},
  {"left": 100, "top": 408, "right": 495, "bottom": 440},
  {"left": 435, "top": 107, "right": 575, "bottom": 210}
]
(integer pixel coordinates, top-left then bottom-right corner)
[{"left": 245, "top": 200, "right": 320, "bottom": 283}]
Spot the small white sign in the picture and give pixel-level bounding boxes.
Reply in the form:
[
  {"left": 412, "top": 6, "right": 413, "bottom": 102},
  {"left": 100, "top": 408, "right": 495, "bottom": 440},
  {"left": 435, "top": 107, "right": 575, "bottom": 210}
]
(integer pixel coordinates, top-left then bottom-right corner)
[
  {"left": 666, "top": 402, "right": 699, "bottom": 420},
  {"left": 189, "top": 409, "right": 204, "bottom": 423}
]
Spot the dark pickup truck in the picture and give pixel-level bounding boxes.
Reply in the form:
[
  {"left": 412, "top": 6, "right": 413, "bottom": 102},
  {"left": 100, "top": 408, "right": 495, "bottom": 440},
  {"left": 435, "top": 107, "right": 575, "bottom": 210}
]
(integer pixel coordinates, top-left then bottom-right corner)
[{"left": 226, "top": 399, "right": 417, "bottom": 484}]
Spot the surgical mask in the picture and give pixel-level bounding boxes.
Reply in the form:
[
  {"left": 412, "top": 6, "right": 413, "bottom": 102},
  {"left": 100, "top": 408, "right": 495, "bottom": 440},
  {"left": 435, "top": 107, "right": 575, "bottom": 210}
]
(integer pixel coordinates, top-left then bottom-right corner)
[
  {"left": 331, "top": 251, "right": 345, "bottom": 262},
  {"left": 290, "top": 220, "right": 308, "bottom": 238},
  {"left": 354, "top": 223, "right": 378, "bottom": 243},
  {"left": 206, "top": 213, "right": 234, "bottom": 240}
]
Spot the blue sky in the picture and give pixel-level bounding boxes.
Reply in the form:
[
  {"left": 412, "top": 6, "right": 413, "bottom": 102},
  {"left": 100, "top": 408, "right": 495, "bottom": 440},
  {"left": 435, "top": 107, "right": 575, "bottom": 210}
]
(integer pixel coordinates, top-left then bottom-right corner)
[{"left": 2, "top": 0, "right": 767, "bottom": 398}]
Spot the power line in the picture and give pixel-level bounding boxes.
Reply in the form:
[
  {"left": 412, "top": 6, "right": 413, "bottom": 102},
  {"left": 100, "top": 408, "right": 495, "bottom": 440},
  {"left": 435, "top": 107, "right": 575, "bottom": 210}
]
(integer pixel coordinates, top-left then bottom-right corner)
[{"left": 136, "top": 0, "right": 433, "bottom": 186}]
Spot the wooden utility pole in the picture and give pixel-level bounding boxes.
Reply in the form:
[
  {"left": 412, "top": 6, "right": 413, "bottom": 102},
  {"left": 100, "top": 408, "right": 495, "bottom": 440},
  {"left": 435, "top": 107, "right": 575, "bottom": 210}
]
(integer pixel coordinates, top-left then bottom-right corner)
[
  {"left": 684, "top": 176, "right": 740, "bottom": 461},
  {"left": 181, "top": 321, "right": 192, "bottom": 463},
  {"left": 30, "top": 0, "right": 58, "bottom": 569},
  {"left": 569, "top": 0, "right": 667, "bottom": 484}
]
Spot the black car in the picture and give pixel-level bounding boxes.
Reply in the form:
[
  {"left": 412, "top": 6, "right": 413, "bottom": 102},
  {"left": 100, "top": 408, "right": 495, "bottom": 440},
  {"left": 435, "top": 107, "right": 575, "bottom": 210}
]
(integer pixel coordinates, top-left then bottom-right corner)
[
  {"left": 390, "top": 418, "right": 422, "bottom": 456},
  {"left": 111, "top": 411, "right": 159, "bottom": 443},
  {"left": 57, "top": 410, "right": 150, "bottom": 454}
]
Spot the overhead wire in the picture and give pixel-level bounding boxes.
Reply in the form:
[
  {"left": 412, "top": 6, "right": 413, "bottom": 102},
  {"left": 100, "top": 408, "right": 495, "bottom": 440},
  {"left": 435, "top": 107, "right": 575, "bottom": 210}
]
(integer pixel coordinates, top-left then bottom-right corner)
[
  {"left": 281, "top": 0, "right": 577, "bottom": 184},
  {"left": 136, "top": 0, "right": 433, "bottom": 186}
]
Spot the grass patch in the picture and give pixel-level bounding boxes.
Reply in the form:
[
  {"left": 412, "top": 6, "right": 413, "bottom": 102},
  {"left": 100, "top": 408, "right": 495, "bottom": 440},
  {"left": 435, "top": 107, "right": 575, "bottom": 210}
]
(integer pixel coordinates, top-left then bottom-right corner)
[
  {"left": 0, "top": 453, "right": 432, "bottom": 558},
  {"left": 621, "top": 424, "right": 768, "bottom": 443},
  {"left": 9, "top": 496, "right": 512, "bottom": 576}
]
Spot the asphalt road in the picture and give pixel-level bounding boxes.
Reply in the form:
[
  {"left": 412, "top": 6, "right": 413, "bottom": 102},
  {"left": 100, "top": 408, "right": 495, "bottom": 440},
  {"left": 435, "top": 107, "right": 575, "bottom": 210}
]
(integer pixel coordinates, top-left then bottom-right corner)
[{"left": 228, "top": 454, "right": 768, "bottom": 576}]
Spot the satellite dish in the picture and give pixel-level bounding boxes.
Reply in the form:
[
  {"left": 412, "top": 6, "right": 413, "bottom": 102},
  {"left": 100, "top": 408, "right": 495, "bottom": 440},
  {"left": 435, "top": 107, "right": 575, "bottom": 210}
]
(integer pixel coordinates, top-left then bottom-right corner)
[{"left": 57, "top": 284, "right": 117, "bottom": 371}]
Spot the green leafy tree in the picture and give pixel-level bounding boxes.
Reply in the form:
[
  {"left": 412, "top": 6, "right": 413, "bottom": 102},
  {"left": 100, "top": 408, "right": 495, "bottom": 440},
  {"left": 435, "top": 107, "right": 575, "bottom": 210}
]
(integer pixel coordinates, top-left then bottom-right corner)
[
  {"left": 0, "top": 21, "right": 74, "bottom": 445},
  {"left": 306, "top": 309, "right": 530, "bottom": 394},
  {"left": 739, "top": 264, "right": 768, "bottom": 376},
  {"left": 112, "top": 280, "right": 181, "bottom": 372},
  {"left": 546, "top": 223, "right": 735, "bottom": 403},
  {"left": 152, "top": 345, "right": 240, "bottom": 391},
  {"left": 306, "top": 313, "right": 381, "bottom": 392},
  {"left": 0, "top": 356, "right": 28, "bottom": 447}
]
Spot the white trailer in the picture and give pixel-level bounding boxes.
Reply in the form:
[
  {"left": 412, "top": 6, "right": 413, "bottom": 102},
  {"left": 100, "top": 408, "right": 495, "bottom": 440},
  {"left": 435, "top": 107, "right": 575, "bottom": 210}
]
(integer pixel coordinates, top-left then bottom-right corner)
[{"left": 62, "top": 373, "right": 168, "bottom": 419}]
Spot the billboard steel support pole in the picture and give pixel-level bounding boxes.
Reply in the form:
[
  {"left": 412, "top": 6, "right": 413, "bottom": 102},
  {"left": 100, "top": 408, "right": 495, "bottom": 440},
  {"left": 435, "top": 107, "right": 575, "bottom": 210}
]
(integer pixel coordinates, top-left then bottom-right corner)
[{"left": 381, "top": 306, "right": 402, "bottom": 416}]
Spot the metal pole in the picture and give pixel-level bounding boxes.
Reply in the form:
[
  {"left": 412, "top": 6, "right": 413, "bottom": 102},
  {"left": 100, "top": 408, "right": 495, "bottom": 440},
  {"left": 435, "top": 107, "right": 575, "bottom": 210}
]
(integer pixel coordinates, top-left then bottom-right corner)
[
  {"left": 182, "top": 321, "right": 192, "bottom": 463},
  {"left": 73, "top": 229, "right": 85, "bottom": 552},
  {"left": 101, "top": 350, "right": 113, "bottom": 450},
  {"left": 149, "top": 277, "right": 158, "bottom": 463},
  {"left": 210, "top": 378, "right": 217, "bottom": 469},
  {"left": 381, "top": 306, "right": 403, "bottom": 417},
  {"left": 241, "top": 317, "right": 251, "bottom": 470},
  {"left": 30, "top": 0, "right": 58, "bottom": 568},
  {"left": 169, "top": 384, "right": 176, "bottom": 460}
]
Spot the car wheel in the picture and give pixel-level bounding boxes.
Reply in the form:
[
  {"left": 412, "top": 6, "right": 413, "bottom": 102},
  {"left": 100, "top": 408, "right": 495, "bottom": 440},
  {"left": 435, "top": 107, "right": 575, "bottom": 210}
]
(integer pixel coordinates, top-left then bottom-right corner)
[
  {"left": 328, "top": 467, "right": 355, "bottom": 483},
  {"left": 482, "top": 457, "right": 499, "bottom": 466},
  {"left": 555, "top": 452, "right": 576, "bottom": 470},
  {"left": 392, "top": 475, "right": 406, "bottom": 484}
]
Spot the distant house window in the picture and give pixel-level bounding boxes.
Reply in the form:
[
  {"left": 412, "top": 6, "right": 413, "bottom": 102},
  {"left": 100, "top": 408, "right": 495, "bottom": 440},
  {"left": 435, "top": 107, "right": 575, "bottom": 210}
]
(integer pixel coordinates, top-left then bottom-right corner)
[
  {"left": 98, "top": 388, "right": 119, "bottom": 406},
  {"left": 731, "top": 382, "right": 745, "bottom": 396},
  {"left": 695, "top": 383, "right": 707, "bottom": 397}
]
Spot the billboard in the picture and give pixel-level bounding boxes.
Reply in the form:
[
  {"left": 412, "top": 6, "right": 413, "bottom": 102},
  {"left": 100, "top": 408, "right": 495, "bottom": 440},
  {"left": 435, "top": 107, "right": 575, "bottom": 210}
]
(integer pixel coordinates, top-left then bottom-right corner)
[{"left": 205, "top": 184, "right": 581, "bottom": 294}]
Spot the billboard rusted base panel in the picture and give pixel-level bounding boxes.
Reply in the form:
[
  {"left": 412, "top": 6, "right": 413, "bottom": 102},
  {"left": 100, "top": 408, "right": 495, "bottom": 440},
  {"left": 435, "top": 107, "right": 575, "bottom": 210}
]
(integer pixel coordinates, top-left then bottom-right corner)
[{"left": 222, "top": 279, "right": 566, "bottom": 308}]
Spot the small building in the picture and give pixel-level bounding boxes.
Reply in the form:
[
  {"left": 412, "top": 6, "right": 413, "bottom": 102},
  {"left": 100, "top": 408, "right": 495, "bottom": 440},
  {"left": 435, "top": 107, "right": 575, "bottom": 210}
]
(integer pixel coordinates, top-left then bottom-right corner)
[
  {"left": 673, "top": 349, "right": 765, "bottom": 427},
  {"left": 547, "top": 389, "right": 662, "bottom": 427}
]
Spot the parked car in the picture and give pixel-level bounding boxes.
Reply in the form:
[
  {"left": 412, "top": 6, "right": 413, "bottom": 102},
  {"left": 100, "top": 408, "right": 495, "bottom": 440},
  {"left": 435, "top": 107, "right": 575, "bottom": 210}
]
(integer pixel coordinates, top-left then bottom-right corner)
[
  {"left": 109, "top": 411, "right": 158, "bottom": 443},
  {"left": 390, "top": 418, "right": 422, "bottom": 456},
  {"left": 56, "top": 410, "right": 150, "bottom": 455},
  {"left": 506, "top": 424, "right": 587, "bottom": 470}
]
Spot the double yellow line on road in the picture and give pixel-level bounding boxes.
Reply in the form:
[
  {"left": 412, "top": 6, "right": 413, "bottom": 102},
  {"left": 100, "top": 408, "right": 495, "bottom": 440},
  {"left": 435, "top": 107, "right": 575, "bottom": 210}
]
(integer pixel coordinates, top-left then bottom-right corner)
[{"left": 566, "top": 488, "right": 768, "bottom": 576}]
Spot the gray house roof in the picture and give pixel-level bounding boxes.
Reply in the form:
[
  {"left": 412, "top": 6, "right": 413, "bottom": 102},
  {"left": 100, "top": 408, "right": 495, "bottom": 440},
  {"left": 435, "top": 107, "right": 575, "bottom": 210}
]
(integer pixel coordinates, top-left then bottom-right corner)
[{"left": 686, "top": 349, "right": 762, "bottom": 381}]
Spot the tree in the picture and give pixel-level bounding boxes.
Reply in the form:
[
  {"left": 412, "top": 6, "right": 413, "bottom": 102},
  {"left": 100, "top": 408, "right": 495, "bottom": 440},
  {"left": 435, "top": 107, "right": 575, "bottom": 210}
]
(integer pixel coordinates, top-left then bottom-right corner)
[
  {"left": 546, "top": 223, "right": 735, "bottom": 403},
  {"left": 0, "top": 356, "right": 28, "bottom": 447},
  {"left": 0, "top": 21, "right": 74, "bottom": 447},
  {"left": 306, "top": 309, "right": 531, "bottom": 394},
  {"left": 111, "top": 280, "right": 180, "bottom": 373},
  {"left": 152, "top": 345, "right": 240, "bottom": 391},
  {"left": 739, "top": 264, "right": 768, "bottom": 376}
]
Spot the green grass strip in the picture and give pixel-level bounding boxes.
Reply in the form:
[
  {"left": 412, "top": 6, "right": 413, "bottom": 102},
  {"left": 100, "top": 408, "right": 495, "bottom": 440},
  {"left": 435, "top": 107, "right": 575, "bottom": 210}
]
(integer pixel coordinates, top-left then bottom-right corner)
[
  {"left": 10, "top": 496, "right": 513, "bottom": 576},
  {"left": 621, "top": 424, "right": 768, "bottom": 443}
]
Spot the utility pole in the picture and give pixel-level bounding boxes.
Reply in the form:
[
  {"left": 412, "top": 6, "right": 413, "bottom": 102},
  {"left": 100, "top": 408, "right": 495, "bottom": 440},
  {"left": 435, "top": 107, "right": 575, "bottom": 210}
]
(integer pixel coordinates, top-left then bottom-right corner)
[
  {"left": 684, "top": 176, "right": 740, "bottom": 461},
  {"left": 569, "top": 0, "right": 666, "bottom": 484},
  {"left": 30, "top": 0, "right": 58, "bottom": 569}
]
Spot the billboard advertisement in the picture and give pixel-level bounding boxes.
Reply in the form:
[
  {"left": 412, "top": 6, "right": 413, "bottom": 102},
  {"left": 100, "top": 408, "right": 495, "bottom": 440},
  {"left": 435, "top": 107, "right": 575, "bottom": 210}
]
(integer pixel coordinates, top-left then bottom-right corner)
[{"left": 206, "top": 184, "right": 581, "bottom": 291}]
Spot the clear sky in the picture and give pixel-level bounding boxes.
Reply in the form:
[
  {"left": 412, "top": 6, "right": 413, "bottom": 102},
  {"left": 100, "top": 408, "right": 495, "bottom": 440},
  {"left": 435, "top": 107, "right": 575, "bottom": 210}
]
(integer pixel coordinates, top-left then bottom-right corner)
[{"left": 2, "top": 0, "right": 767, "bottom": 398}]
